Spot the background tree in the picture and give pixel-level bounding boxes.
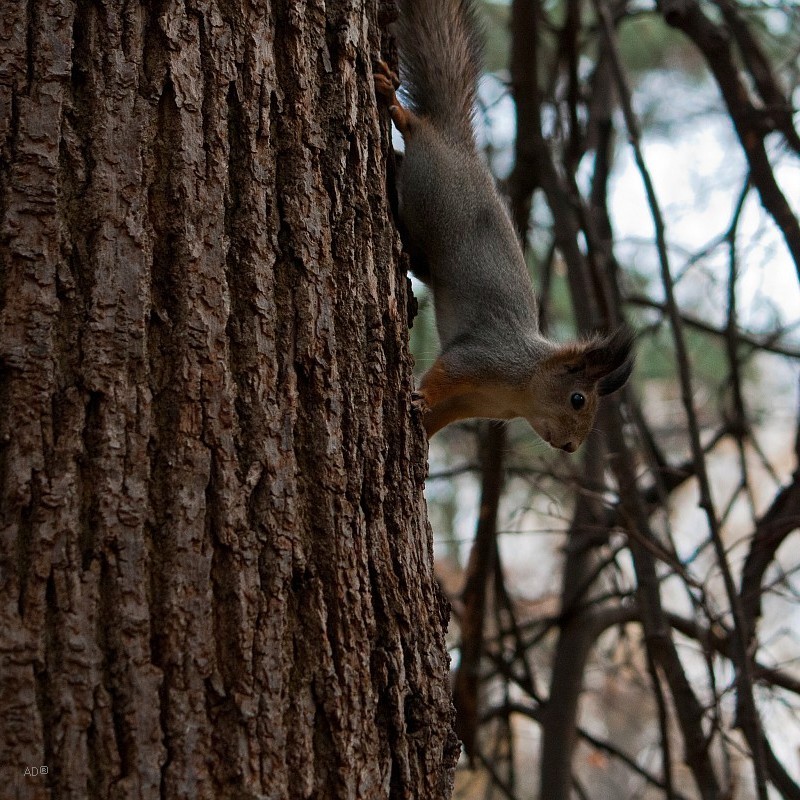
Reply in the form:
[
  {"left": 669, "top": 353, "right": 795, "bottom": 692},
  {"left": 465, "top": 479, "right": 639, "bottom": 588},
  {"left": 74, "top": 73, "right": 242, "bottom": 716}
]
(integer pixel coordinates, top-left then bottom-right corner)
[
  {"left": 424, "top": 1, "right": 800, "bottom": 798},
  {"left": 0, "top": 1, "right": 458, "bottom": 798}
]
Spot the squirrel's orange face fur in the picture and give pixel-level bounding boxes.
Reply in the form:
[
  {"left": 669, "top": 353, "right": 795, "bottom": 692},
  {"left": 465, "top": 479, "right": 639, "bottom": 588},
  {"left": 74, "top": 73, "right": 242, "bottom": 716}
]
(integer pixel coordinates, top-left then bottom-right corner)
[
  {"left": 415, "top": 328, "right": 634, "bottom": 448},
  {"left": 524, "top": 358, "right": 600, "bottom": 452},
  {"left": 524, "top": 329, "right": 634, "bottom": 451}
]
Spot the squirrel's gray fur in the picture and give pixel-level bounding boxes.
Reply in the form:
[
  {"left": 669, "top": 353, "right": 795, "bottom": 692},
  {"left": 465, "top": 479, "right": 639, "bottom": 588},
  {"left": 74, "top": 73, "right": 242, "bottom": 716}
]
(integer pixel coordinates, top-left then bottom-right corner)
[
  {"left": 396, "top": 0, "right": 484, "bottom": 146},
  {"left": 382, "top": 0, "right": 634, "bottom": 444},
  {"left": 394, "top": 0, "right": 548, "bottom": 383}
]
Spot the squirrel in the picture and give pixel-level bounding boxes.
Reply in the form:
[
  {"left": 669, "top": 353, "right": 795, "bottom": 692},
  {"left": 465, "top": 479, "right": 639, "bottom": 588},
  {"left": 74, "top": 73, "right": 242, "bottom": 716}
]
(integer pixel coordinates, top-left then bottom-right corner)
[{"left": 374, "top": 0, "right": 634, "bottom": 452}]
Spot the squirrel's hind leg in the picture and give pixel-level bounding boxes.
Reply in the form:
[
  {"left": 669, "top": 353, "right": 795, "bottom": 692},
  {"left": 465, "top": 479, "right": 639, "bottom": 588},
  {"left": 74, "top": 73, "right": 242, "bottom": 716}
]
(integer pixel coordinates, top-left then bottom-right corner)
[{"left": 374, "top": 60, "right": 417, "bottom": 139}]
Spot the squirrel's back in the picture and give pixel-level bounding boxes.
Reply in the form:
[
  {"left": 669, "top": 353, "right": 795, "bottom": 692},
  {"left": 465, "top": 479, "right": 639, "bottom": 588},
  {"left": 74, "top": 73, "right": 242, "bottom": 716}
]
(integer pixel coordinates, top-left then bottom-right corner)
[{"left": 397, "top": 0, "right": 483, "bottom": 146}]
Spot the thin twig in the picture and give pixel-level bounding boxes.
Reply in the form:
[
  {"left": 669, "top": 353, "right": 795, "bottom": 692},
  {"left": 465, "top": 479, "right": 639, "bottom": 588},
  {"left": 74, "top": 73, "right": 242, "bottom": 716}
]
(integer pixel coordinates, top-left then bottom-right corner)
[{"left": 592, "top": 2, "right": 771, "bottom": 795}]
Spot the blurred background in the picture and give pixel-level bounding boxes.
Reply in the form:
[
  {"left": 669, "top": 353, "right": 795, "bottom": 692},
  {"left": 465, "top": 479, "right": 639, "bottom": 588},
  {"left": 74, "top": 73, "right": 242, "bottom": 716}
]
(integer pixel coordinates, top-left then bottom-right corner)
[{"left": 405, "top": 1, "right": 800, "bottom": 797}]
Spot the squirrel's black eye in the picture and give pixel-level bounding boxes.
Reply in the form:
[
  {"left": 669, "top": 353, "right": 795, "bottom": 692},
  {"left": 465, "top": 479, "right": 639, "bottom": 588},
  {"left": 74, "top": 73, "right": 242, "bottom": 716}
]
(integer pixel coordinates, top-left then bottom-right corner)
[{"left": 570, "top": 392, "right": 585, "bottom": 411}]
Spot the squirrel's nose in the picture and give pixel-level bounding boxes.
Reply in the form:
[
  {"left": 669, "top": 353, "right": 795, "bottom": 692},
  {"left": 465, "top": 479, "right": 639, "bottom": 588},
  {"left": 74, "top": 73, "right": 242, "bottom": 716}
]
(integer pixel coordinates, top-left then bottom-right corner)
[{"left": 559, "top": 442, "right": 577, "bottom": 453}]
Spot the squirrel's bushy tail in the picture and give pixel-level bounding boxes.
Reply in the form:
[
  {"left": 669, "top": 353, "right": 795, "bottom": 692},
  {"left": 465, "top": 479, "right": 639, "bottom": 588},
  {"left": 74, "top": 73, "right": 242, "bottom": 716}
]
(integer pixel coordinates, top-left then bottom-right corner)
[{"left": 397, "top": 0, "right": 483, "bottom": 145}]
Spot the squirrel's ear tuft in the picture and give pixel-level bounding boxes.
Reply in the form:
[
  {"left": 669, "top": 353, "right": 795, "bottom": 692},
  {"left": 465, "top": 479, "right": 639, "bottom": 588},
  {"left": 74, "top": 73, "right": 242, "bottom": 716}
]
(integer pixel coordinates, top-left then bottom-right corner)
[
  {"left": 598, "top": 356, "right": 634, "bottom": 396},
  {"left": 584, "top": 325, "right": 635, "bottom": 395}
]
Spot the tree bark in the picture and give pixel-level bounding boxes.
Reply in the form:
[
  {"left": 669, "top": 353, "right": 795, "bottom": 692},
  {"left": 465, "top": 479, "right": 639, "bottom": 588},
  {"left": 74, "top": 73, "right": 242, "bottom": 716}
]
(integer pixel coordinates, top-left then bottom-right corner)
[{"left": 0, "top": 1, "right": 458, "bottom": 798}]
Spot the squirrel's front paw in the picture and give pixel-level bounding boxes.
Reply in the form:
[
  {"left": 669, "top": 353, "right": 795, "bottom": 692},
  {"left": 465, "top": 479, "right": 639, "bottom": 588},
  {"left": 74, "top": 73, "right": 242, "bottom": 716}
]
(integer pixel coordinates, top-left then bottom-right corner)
[{"left": 411, "top": 390, "right": 430, "bottom": 415}]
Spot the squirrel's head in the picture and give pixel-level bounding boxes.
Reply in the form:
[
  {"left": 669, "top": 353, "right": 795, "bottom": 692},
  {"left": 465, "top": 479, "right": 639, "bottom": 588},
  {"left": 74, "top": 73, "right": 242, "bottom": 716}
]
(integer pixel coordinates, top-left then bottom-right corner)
[{"left": 525, "top": 326, "right": 634, "bottom": 453}]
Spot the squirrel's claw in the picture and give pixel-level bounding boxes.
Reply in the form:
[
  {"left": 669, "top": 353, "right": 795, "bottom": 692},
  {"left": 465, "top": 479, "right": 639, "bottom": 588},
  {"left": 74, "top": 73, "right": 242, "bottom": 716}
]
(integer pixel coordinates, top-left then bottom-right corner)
[
  {"left": 374, "top": 58, "right": 415, "bottom": 138},
  {"left": 373, "top": 73, "right": 396, "bottom": 100},
  {"left": 411, "top": 390, "right": 430, "bottom": 415},
  {"left": 374, "top": 59, "right": 400, "bottom": 89}
]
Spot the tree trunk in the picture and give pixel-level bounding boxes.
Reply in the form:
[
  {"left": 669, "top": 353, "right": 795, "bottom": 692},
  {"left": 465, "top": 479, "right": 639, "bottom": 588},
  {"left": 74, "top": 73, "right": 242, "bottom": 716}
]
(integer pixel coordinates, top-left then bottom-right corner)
[{"left": 0, "top": 1, "right": 458, "bottom": 798}]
